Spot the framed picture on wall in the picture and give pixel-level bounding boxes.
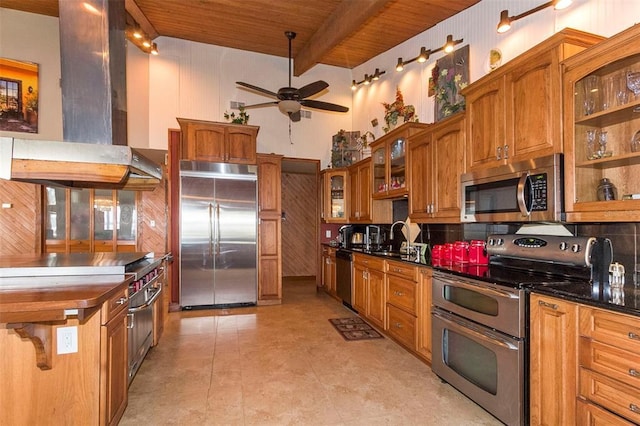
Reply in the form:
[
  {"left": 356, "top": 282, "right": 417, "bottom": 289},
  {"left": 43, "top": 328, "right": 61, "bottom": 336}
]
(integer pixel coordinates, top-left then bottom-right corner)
[
  {"left": 0, "top": 58, "right": 39, "bottom": 133},
  {"left": 433, "top": 45, "right": 469, "bottom": 122}
]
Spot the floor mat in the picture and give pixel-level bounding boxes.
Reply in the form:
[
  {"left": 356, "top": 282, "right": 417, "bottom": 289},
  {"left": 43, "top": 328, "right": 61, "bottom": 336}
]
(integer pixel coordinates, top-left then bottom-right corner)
[{"left": 329, "top": 317, "right": 383, "bottom": 341}]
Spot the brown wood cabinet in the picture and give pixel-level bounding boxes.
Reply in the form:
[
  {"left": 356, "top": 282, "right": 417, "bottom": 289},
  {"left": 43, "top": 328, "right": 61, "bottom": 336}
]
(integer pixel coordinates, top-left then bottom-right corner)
[
  {"left": 578, "top": 305, "right": 640, "bottom": 424},
  {"left": 320, "top": 169, "right": 348, "bottom": 223},
  {"left": 385, "top": 260, "right": 419, "bottom": 351},
  {"left": 347, "top": 158, "right": 392, "bottom": 224},
  {"left": 352, "top": 253, "right": 385, "bottom": 329},
  {"left": 257, "top": 154, "right": 282, "bottom": 304},
  {"left": 408, "top": 114, "right": 465, "bottom": 223},
  {"left": 369, "top": 122, "right": 429, "bottom": 199},
  {"left": 562, "top": 24, "right": 640, "bottom": 222},
  {"left": 0, "top": 282, "right": 130, "bottom": 426},
  {"left": 321, "top": 245, "right": 337, "bottom": 296},
  {"left": 462, "top": 29, "right": 603, "bottom": 172},
  {"left": 416, "top": 267, "right": 432, "bottom": 363},
  {"left": 177, "top": 118, "right": 258, "bottom": 164},
  {"left": 529, "top": 294, "right": 578, "bottom": 426}
]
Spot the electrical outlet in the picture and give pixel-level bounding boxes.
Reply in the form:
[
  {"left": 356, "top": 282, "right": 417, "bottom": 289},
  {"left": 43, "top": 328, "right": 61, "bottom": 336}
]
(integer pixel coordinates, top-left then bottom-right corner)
[
  {"left": 149, "top": 220, "right": 156, "bottom": 228},
  {"left": 325, "top": 230, "right": 331, "bottom": 238},
  {"left": 57, "top": 326, "right": 78, "bottom": 354},
  {"left": 229, "top": 101, "right": 245, "bottom": 110}
]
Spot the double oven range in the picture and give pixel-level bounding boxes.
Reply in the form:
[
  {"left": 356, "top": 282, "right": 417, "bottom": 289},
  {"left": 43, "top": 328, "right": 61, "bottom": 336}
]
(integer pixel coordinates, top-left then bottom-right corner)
[{"left": 431, "top": 233, "right": 610, "bottom": 425}]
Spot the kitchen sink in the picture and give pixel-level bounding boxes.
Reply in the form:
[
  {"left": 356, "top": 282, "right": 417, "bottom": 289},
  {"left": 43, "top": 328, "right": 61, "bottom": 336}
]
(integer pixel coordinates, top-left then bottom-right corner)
[{"left": 371, "top": 250, "right": 402, "bottom": 258}]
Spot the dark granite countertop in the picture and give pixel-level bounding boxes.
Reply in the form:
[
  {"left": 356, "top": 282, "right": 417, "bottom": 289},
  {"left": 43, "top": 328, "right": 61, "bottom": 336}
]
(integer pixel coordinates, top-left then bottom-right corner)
[{"left": 529, "top": 282, "right": 640, "bottom": 317}]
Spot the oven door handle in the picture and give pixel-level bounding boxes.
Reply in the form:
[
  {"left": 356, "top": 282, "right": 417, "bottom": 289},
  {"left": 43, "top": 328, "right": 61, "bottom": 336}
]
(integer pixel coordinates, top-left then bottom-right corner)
[
  {"left": 128, "top": 286, "right": 162, "bottom": 314},
  {"left": 435, "top": 275, "right": 519, "bottom": 299},
  {"left": 516, "top": 173, "right": 532, "bottom": 217},
  {"left": 433, "top": 309, "right": 519, "bottom": 351}
]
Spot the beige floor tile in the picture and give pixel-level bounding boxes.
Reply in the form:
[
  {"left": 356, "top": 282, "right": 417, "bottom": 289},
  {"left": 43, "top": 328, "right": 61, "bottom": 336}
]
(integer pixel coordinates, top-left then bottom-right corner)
[{"left": 121, "top": 279, "right": 502, "bottom": 426}]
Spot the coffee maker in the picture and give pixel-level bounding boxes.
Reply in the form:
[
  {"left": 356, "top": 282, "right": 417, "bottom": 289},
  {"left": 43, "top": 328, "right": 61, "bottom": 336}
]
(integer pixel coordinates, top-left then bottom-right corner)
[{"left": 338, "top": 225, "right": 352, "bottom": 249}]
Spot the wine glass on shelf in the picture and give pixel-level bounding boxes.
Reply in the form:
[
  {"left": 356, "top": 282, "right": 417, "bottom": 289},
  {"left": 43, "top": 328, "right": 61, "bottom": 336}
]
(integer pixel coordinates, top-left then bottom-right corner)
[
  {"left": 598, "top": 131, "right": 612, "bottom": 158},
  {"left": 615, "top": 74, "right": 629, "bottom": 105},
  {"left": 627, "top": 71, "right": 640, "bottom": 99},
  {"left": 586, "top": 129, "right": 598, "bottom": 160}
]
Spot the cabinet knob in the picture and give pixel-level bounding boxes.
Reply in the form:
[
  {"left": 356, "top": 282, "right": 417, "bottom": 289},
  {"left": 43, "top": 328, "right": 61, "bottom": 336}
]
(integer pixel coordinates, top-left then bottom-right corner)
[
  {"left": 116, "top": 297, "right": 128, "bottom": 305},
  {"left": 496, "top": 146, "right": 502, "bottom": 160},
  {"left": 503, "top": 144, "right": 509, "bottom": 159},
  {"left": 629, "top": 369, "right": 640, "bottom": 377},
  {"left": 538, "top": 300, "right": 558, "bottom": 310},
  {"left": 629, "top": 332, "right": 640, "bottom": 341},
  {"left": 394, "top": 322, "right": 402, "bottom": 328},
  {"left": 630, "top": 404, "right": 640, "bottom": 414}
]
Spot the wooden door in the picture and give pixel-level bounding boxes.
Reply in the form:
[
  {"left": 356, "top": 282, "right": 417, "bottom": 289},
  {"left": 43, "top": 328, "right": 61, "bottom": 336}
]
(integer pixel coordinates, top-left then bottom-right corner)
[
  {"left": 353, "top": 262, "right": 367, "bottom": 314},
  {"left": 367, "top": 269, "right": 385, "bottom": 329},
  {"left": 506, "top": 49, "right": 561, "bottom": 162},
  {"left": 101, "top": 310, "right": 128, "bottom": 426},
  {"left": 226, "top": 126, "right": 257, "bottom": 164},
  {"left": 432, "top": 114, "right": 465, "bottom": 221},
  {"left": 408, "top": 130, "right": 431, "bottom": 220},
  {"left": 416, "top": 268, "right": 432, "bottom": 362},
  {"left": 182, "top": 122, "right": 226, "bottom": 162},
  {"left": 465, "top": 76, "right": 506, "bottom": 171},
  {"left": 357, "top": 161, "right": 372, "bottom": 222},
  {"left": 529, "top": 294, "right": 578, "bottom": 426}
]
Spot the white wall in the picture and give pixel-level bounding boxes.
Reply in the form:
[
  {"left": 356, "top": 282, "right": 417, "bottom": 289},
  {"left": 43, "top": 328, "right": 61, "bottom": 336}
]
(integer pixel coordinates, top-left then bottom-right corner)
[
  {"left": 2, "top": 1, "right": 639, "bottom": 167},
  {"left": 350, "top": 0, "right": 640, "bottom": 136}
]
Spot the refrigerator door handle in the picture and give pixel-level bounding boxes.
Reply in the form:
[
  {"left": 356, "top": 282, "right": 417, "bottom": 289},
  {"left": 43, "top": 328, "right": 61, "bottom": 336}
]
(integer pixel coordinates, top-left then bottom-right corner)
[
  {"left": 215, "top": 203, "right": 221, "bottom": 256},
  {"left": 208, "top": 203, "right": 214, "bottom": 257}
]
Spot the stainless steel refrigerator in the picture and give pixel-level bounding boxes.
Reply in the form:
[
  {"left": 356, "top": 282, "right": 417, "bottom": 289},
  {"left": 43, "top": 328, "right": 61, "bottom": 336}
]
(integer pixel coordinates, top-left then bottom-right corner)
[{"left": 180, "top": 161, "right": 258, "bottom": 308}]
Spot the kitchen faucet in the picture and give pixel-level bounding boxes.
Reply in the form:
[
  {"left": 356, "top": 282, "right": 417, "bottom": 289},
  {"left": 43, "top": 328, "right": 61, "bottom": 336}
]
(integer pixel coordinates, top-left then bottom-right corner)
[{"left": 390, "top": 220, "right": 411, "bottom": 253}]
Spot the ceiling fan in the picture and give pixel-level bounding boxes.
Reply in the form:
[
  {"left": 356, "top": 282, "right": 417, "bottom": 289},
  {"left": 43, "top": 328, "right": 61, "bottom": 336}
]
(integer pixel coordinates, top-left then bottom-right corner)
[{"left": 236, "top": 31, "right": 349, "bottom": 122}]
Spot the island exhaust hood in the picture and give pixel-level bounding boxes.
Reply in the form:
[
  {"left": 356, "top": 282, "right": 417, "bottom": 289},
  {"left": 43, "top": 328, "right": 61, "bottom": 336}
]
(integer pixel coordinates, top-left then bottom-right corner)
[{"left": 0, "top": 0, "right": 162, "bottom": 191}]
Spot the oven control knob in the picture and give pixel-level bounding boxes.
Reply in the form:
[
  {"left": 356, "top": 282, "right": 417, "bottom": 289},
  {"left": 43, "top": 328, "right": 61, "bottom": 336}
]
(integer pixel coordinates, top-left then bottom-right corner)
[
  {"left": 488, "top": 238, "right": 495, "bottom": 246},
  {"left": 559, "top": 242, "right": 568, "bottom": 251},
  {"left": 497, "top": 238, "right": 504, "bottom": 246},
  {"left": 571, "top": 243, "right": 581, "bottom": 253}
]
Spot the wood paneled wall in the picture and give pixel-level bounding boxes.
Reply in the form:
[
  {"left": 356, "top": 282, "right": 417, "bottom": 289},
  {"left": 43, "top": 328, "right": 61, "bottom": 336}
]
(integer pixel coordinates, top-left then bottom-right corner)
[
  {"left": 0, "top": 180, "right": 40, "bottom": 255},
  {"left": 281, "top": 172, "right": 317, "bottom": 277}
]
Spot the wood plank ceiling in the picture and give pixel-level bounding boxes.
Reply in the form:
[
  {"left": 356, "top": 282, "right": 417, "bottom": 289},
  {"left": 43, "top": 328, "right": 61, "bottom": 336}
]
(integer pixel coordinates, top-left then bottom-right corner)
[{"left": 1, "top": 0, "right": 480, "bottom": 75}]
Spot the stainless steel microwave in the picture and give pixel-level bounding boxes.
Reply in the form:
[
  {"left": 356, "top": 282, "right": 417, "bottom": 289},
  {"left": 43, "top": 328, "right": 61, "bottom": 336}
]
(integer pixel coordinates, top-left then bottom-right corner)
[{"left": 461, "top": 154, "right": 564, "bottom": 223}]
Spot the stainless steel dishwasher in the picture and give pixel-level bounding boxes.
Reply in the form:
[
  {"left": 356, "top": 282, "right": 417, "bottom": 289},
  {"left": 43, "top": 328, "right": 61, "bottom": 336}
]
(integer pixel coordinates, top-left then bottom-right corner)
[{"left": 335, "top": 249, "right": 353, "bottom": 308}]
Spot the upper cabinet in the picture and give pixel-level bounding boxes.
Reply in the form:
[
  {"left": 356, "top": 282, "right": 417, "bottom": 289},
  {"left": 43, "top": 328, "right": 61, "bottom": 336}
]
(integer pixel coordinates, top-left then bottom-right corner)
[
  {"left": 563, "top": 24, "right": 640, "bottom": 222},
  {"left": 409, "top": 114, "right": 465, "bottom": 223},
  {"left": 177, "top": 118, "right": 258, "bottom": 164},
  {"left": 462, "top": 29, "right": 604, "bottom": 172},
  {"left": 347, "top": 158, "right": 392, "bottom": 224},
  {"left": 370, "top": 122, "right": 429, "bottom": 199},
  {"left": 321, "top": 169, "right": 348, "bottom": 223}
]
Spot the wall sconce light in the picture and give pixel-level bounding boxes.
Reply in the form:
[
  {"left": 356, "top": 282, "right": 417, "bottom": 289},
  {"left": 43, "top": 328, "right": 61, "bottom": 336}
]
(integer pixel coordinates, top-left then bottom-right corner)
[
  {"left": 126, "top": 20, "right": 159, "bottom": 55},
  {"left": 395, "top": 34, "right": 463, "bottom": 72},
  {"left": 351, "top": 68, "right": 386, "bottom": 90},
  {"left": 497, "top": 0, "right": 572, "bottom": 34}
]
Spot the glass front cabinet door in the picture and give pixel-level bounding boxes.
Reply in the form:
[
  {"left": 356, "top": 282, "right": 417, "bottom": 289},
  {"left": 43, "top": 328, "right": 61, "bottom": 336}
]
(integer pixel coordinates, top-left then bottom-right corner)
[
  {"left": 563, "top": 24, "right": 640, "bottom": 222},
  {"left": 322, "top": 169, "right": 348, "bottom": 223}
]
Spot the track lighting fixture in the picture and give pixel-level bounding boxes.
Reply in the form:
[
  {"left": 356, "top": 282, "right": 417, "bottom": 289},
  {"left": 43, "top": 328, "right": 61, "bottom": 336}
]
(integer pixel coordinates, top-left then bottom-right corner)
[
  {"left": 395, "top": 34, "right": 463, "bottom": 72},
  {"left": 497, "top": 0, "right": 572, "bottom": 34},
  {"left": 126, "top": 20, "right": 159, "bottom": 55},
  {"left": 351, "top": 68, "right": 386, "bottom": 90}
]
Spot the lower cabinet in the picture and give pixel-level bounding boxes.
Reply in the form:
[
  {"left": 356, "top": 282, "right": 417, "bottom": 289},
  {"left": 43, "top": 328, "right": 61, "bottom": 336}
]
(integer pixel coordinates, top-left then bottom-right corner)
[
  {"left": 321, "top": 246, "right": 336, "bottom": 296},
  {"left": 385, "top": 260, "right": 419, "bottom": 352},
  {"left": 529, "top": 293, "right": 578, "bottom": 426},
  {"left": 416, "top": 268, "right": 432, "bottom": 363},
  {"left": 101, "top": 306, "right": 128, "bottom": 426},
  {"left": 352, "top": 254, "right": 385, "bottom": 329},
  {"left": 578, "top": 306, "right": 640, "bottom": 424}
]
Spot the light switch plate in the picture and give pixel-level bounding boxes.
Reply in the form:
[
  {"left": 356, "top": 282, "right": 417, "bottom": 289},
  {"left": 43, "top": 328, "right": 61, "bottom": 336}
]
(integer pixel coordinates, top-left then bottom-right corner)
[{"left": 325, "top": 230, "right": 331, "bottom": 238}]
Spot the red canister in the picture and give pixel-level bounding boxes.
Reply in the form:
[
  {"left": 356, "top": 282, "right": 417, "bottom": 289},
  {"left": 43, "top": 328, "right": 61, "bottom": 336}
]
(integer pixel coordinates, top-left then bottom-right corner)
[
  {"left": 442, "top": 243, "right": 454, "bottom": 262},
  {"left": 469, "top": 240, "right": 489, "bottom": 265},
  {"left": 431, "top": 245, "right": 443, "bottom": 260},
  {"left": 453, "top": 241, "right": 470, "bottom": 263}
]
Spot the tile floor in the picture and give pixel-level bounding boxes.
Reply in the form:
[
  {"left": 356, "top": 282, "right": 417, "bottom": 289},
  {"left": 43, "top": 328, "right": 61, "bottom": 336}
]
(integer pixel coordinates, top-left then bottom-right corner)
[{"left": 120, "top": 279, "right": 502, "bottom": 425}]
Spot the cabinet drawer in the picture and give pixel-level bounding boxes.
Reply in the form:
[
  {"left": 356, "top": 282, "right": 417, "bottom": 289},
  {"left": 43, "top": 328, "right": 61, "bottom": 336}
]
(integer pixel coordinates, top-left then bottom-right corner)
[
  {"left": 386, "top": 304, "right": 416, "bottom": 349},
  {"left": 580, "top": 336, "right": 640, "bottom": 390},
  {"left": 580, "top": 306, "right": 640, "bottom": 354},
  {"left": 101, "top": 283, "right": 129, "bottom": 325},
  {"left": 577, "top": 398, "right": 636, "bottom": 426},
  {"left": 579, "top": 368, "right": 640, "bottom": 424},
  {"left": 387, "top": 275, "right": 417, "bottom": 315},
  {"left": 353, "top": 254, "right": 385, "bottom": 271},
  {"left": 386, "top": 260, "right": 418, "bottom": 281}
]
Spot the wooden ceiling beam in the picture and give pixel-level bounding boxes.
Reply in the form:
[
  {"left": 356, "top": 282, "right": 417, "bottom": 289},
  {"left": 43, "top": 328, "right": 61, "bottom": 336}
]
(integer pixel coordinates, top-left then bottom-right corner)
[
  {"left": 294, "top": 0, "right": 392, "bottom": 75},
  {"left": 125, "top": 0, "right": 158, "bottom": 39}
]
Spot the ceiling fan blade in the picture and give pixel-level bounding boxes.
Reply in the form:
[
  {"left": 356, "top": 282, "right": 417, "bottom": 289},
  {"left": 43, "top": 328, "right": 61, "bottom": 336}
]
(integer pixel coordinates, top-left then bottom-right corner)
[
  {"left": 242, "top": 101, "right": 278, "bottom": 109},
  {"left": 300, "top": 99, "right": 349, "bottom": 113},
  {"left": 236, "top": 81, "right": 278, "bottom": 98},
  {"left": 298, "top": 81, "right": 329, "bottom": 99},
  {"left": 289, "top": 110, "right": 301, "bottom": 122}
]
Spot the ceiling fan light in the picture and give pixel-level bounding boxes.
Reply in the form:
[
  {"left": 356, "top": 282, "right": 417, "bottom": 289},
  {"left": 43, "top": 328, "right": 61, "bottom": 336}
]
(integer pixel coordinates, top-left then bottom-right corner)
[{"left": 278, "top": 100, "right": 301, "bottom": 114}]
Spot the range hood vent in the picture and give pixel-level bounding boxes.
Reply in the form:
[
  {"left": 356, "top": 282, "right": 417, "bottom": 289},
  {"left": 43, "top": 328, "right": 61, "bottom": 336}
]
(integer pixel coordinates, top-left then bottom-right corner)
[{"left": 0, "top": 0, "right": 162, "bottom": 191}]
